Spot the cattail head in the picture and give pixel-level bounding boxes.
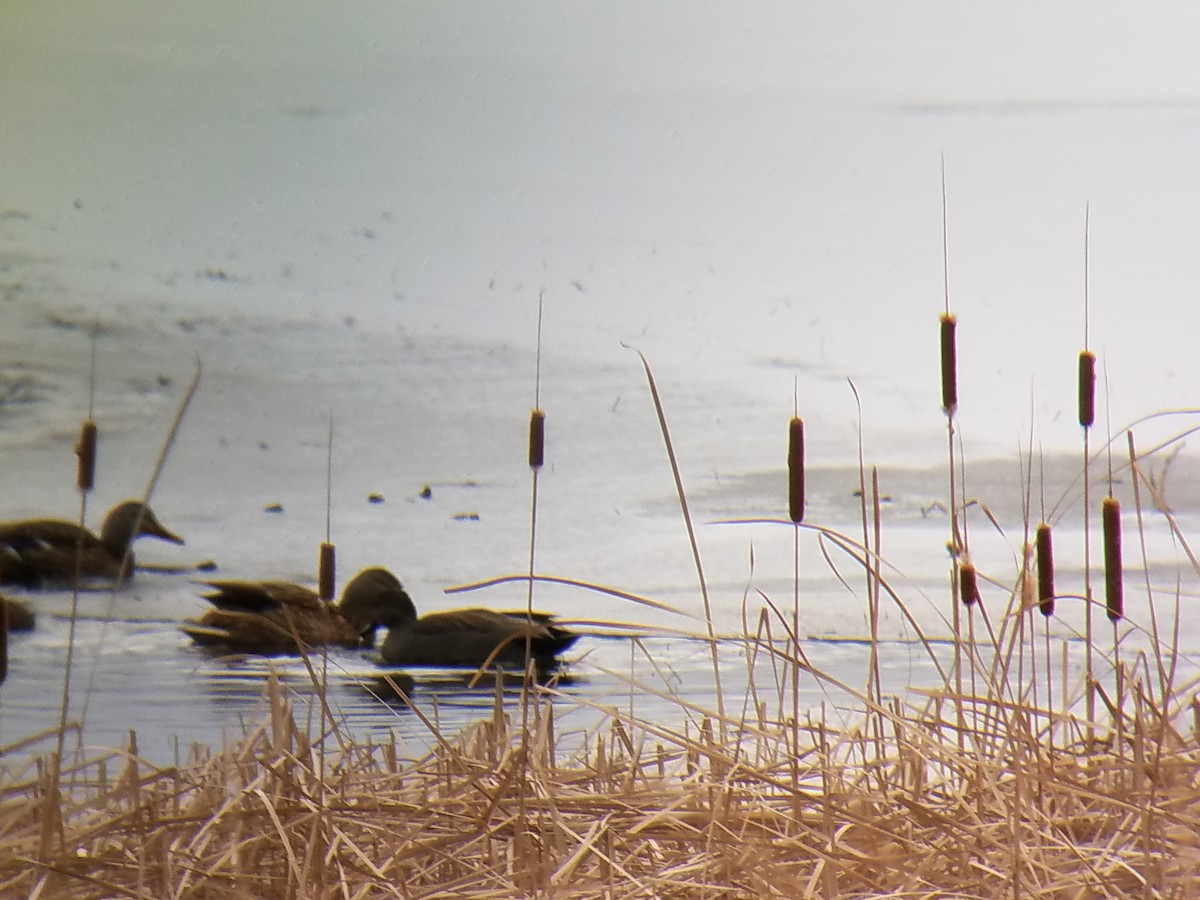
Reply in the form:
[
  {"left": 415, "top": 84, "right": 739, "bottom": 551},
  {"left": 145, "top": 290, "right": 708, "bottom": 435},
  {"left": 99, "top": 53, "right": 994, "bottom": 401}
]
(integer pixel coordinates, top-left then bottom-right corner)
[
  {"left": 1078, "top": 350, "right": 1096, "bottom": 429},
  {"left": 1035, "top": 522, "right": 1055, "bottom": 617},
  {"left": 76, "top": 419, "right": 98, "bottom": 492},
  {"left": 939, "top": 313, "right": 958, "bottom": 415},
  {"left": 787, "top": 416, "right": 805, "bottom": 524},
  {"left": 1102, "top": 496, "right": 1123, "bottom": 622},
  {"left": 959, "top": 560, "right": 980, "bottom": 607},
  {"left": 528, "top": 408, "right": 546, "bottom": 469},
  {"left": 318, "top": 541, "right": 336, "bottom": 603}
]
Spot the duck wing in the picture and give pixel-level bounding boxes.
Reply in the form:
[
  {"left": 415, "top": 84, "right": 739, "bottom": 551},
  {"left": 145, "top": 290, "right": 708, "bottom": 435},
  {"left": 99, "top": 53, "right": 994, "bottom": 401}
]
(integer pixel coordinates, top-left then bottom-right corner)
[
  {"left": 496, "top": 611, "right": 581, "bottom": 652},
  {"left": 199, "top": 580, "right": 324, "bottom": 614},
  {"left": 495, "top": 610, "right": 568, "bottom": 627},
  {"left": 0, "top": 519, "right": 110, "bottom": 586},
  {"left": 185, "top": 581, "right": 361, "bottom": 654},
  {"left": 0, "top": 518, "right": 97, "bottom": 550},
  {"left": 382, "top": 608, "right": 578, "bottom": 668},
  {"left": 182, "top": 607, "right": 360, "bottom": 655}
]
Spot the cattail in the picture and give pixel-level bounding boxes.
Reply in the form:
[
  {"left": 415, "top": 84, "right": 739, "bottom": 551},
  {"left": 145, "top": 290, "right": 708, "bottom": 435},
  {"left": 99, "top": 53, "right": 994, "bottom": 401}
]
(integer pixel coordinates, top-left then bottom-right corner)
[
  {"left": 959, "top": 560, "right": 979, "bottom": 607},
  {"left": 1078, "top": 350, "right": 1096, "bottom": 428},
  {"left": 939, "top": 313, "right": 958, "bottom": 414},
  {"left": 787, "top": 416, "right": 805, "bottom": 524},
  {"left": 1036, "top": 522, "right": 1055, "bottom": 617},
  {"left": 1102, "top": 496, "right": 1122, "bottom": 622},
  {"left": 75, "top": 419, "right": 98, "bottom": 492},
  {"left": 318, "top": 541, "right": 336, "bottom": 602},
  {"left": 528, "top": 408, "right": 546, "bottom": 469}
]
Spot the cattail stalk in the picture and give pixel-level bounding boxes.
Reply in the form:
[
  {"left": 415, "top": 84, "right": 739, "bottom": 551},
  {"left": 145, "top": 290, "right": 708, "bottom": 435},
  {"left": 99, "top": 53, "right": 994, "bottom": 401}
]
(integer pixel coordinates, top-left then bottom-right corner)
[
  {"left": 939, "top": 309, "right": 964, "bottom": 751},
  {"left": 1035, "top": 522, "right": 1056, "bottom": 744},
  {"left": 1035, "top": 522, "right": 1055, "bottom": 617},
  {"left": 1102, "top": 497, "right": 1123, "bottom": 622},
  {"left": 787, "top": 411, "right": 806, "bottom": 794},
  {"left": 1078, "top": 344, "right": 1097, "bottom": 728},
  {"left": 318, "top": 542, "right": 336, "bottom": 603},
  {"left": 787, "top": 416, "right": 805, "bottom": 524},
  {"left": 526, "top": 407, "right": 545, "bottom": 613},
  {"left": 939, "top": 314, "right": 958, "bottom": 415},
  {"left": 959, "top": 559, "right": 980, "bottom": 733}
]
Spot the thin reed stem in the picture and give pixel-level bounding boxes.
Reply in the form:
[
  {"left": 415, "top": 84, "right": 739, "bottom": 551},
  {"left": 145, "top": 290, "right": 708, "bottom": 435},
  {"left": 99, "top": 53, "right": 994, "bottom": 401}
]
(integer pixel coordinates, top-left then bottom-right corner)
[
  {"left": 627, "top": 346, "right": 726, "bottom": 739},
  {"left": 80, "top": 359, "right": 202, "bottom": 722}
]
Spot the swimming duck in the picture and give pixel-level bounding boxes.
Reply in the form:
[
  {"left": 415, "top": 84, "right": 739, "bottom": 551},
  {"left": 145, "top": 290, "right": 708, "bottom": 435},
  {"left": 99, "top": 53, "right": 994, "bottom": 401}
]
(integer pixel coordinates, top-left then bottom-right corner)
[
  {"left": 183, "top": 567, "right": 579, "bottom": 670},
  {"left": 181, "top": 566, "right": 403, "bottom": 655},
  {"left": 0, "top": 500, "right": 185, "bottom": 588},
  {"left": 338, "top": 567, "right": 579, "bottom": 670},
  {"left": 1, "top": 595, "right": 35, "bottom": 631}
]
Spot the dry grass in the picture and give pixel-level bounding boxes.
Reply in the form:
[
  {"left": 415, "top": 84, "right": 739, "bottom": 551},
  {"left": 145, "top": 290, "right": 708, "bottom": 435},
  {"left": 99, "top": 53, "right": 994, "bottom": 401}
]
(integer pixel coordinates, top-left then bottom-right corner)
[{"left": 3, "top": 632, "right": 1200, "bottom": 898}]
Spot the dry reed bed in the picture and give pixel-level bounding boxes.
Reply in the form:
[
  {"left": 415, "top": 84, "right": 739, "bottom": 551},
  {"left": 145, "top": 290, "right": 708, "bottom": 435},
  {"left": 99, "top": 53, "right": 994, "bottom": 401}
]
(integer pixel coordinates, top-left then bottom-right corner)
[
  {"left": 6, "top": 290, "right": 1200, "bottom": 896},
  {"left": 2, "top": 643, "right": 1200, "bottom": 898}
]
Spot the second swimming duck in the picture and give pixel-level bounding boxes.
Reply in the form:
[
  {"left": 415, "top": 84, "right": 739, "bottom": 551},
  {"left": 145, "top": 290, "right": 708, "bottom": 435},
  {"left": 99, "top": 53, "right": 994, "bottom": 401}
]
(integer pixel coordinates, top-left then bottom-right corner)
[
  {"left": 181, "top": 567, "right": 403, "bottom": 655},
  {"left": 0, "top": 500, "right": 184, "bottom": 589},
  {"left": 339, "top": 568, "right": 580, "bottom": 670}
]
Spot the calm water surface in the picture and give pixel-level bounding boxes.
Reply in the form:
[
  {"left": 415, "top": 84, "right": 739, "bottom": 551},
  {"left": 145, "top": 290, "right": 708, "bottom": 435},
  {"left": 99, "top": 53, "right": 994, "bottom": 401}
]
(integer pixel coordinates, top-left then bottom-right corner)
[
  {"left": 5, "top": 3, "right": 1200, "bottom": 764},
  {"left": 2, "top": 617, "right": 960, "bottom": 766}
]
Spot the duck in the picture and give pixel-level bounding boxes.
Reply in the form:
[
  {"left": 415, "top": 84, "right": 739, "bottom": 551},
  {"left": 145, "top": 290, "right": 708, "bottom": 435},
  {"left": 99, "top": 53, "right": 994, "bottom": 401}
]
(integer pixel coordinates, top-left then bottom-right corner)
[
  {"left": 1, "top": 594, "right": 35, "bottom": 631},
  {"left": 183, "top": 566, "right": 580, "bottom": 670},
  {"left": 0, "top": 500, "right": 185, "bottom": 588},
  {"left": 181, "top": 566, "right": 403, "bottom": 655},
  {"left": 338, "top": 568, "right": 580, "bottom": 670}
]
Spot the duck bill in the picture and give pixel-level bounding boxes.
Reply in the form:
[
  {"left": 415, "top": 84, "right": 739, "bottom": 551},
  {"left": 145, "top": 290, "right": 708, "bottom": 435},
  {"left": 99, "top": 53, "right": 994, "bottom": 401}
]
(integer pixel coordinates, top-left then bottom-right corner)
[{"left": 146, "top": 519, "right": 186, "bottom": 546}]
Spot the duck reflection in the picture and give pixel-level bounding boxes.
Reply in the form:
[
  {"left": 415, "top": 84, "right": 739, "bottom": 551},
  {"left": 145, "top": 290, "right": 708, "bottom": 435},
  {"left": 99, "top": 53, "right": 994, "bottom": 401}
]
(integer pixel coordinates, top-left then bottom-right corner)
[{"left": 358, "top": 666, "right": 576, "bottom": 706}]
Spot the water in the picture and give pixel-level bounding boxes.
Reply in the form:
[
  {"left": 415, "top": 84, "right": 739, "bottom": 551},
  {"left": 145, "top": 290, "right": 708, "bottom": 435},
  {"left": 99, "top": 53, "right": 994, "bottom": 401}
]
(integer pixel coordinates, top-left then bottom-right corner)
[
  {"left": 5, "top": 615, "right": 961, "bottom": 766},
  {"left": 4, "top": 3, "right": 1200, "bottom": 764}
]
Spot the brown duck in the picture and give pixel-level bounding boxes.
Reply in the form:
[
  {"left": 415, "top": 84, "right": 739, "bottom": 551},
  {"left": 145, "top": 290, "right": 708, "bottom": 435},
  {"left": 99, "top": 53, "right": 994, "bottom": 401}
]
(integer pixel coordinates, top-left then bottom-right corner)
[
  {"left": 339, "top": 568, "right": 580, "bottom": 670},
  {"left": 0, "top": 500, "right": 184, "bottom": 588},
  {"left": 181, "top": 566, "right": 405, "bottom": 655},
  {"left": 1, "top": 595, "right": 36, "bottom": 631},
  {"left": 184, "top": 566, "right": 579, "bottom": 669}
]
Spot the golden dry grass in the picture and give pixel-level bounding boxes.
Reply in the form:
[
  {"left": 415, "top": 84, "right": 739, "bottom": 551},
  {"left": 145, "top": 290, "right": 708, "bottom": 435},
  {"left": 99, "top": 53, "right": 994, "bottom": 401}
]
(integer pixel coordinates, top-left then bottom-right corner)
[{"left": 2, "top": 622, "right": 1200, "bottom": 898}]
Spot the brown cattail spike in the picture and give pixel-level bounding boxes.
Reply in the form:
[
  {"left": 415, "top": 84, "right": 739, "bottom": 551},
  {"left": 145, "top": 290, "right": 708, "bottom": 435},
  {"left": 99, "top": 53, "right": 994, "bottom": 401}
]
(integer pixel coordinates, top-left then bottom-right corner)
[
  {"left": 318, "top": 541, "right": 336, "bottom": 602},
  {"left": 939, "top": 313, "right": 958, "bottom": 414},
  {"left": 959, "top": 560, "right": 979, "bottom": 607},
  {"left": 528, "top": 408, "right": 546, "bottom": 469},
  {"left": 1035, "top": 522, "right": 1055, "bottom": 617},
  {"left": 787, "top": 416, "right": 805, "bottom": 524},
  {"left": 1078, "top": 350, "right": 1096, "bottom": 428},
  {"left": 1102, "top": 497, "right": 1123, "bottom": 622},
  {"left": 75, "top": 419, "right": 98, "bottom": 492}
]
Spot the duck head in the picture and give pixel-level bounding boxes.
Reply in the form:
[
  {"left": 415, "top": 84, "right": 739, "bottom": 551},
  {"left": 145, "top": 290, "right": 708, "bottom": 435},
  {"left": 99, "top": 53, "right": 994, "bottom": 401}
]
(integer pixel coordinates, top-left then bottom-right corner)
[
  {"left": 99, "top": 501, "right": 185, "bottom": 556},
  {"left": 338, "top": 566, "right": 418, "bottom": 642}
]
